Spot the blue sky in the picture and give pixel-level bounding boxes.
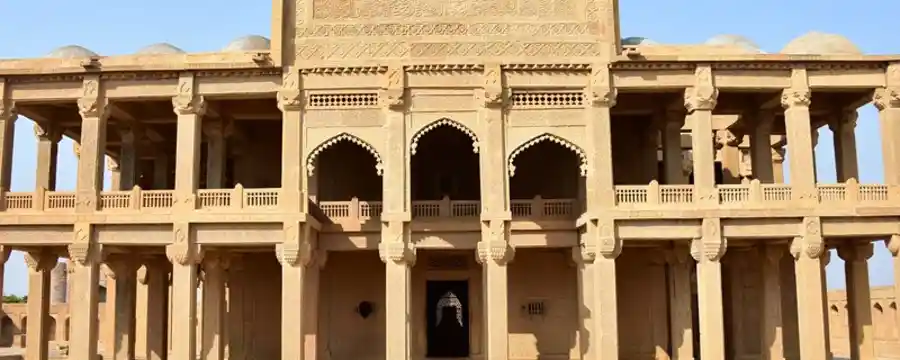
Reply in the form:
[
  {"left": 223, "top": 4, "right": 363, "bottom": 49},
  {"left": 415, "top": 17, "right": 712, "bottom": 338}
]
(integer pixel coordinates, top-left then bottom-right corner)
[{"left": 0, "top": 0, "right": 897, "bottom": 295}]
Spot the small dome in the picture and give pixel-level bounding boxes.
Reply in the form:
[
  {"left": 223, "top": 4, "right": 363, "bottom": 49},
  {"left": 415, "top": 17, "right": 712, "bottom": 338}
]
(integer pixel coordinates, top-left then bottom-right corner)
[
  {"left": 222, "top": 35, "right": 271, "bottom": 52},
  {"left": 622, "top": 37, "right": 659, "bottom": 46},
  {"left": 705, "top": 34, "right": 763, "bottom": 53},
  {"left": 46, "top": 45, "right": 98, "bottom": 59},
  {"left": 136, "top": 43, "right": 185, "bottom": 55},
  {"left": 781, "top": 32, "right": 862, "bottom": 55}
]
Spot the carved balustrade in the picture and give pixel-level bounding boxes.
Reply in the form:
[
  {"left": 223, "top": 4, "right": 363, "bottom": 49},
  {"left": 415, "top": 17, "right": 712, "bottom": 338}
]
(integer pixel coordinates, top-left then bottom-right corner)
[
  {"left": 315, "top": 195, "right": 578, "bottom": 222},
  {"left": 613, "top": 179, "right": 891, "bottom": 208}
]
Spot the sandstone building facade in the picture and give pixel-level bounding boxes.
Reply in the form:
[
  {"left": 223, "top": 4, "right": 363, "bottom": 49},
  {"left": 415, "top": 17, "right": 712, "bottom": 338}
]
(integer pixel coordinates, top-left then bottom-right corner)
[{"left": 1, "top": 0, "right": 899, "bottom": 359}]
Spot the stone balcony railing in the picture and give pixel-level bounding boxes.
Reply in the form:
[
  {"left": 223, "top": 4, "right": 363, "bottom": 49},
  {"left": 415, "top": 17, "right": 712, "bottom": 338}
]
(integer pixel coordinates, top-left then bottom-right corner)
[{"left": 0, "top": 179, "right": 893, "bottom": 223}]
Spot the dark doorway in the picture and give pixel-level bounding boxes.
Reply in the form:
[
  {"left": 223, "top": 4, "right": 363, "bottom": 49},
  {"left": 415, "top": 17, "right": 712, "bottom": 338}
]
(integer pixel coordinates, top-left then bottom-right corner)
[{"left": 426, "top": 280, "right": 470, "bottom": 358}]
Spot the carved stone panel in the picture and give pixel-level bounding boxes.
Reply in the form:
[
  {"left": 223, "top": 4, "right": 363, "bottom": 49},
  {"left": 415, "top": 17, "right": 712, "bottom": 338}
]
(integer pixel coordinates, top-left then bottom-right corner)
[{"left": 293, "top": 0, "right": 618, "bottom": 61}]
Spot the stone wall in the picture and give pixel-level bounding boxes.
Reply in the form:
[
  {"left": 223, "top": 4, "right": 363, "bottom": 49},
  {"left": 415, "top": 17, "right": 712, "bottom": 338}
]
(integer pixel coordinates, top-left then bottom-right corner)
[{"left": 828, "top": 286, "right": 900, "bottom": 359}]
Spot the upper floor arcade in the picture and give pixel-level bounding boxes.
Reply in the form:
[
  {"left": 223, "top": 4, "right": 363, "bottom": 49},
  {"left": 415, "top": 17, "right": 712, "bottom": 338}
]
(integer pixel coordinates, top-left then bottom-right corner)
[{"left": 0, "top": 60, "right": 899, "bottom": 230}]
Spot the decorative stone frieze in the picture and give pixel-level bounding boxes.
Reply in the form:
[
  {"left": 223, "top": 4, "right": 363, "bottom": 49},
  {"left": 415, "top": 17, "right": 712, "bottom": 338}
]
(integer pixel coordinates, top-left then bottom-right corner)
[{"left": 691, "top": 218, "right": 726, "bottom": 262}]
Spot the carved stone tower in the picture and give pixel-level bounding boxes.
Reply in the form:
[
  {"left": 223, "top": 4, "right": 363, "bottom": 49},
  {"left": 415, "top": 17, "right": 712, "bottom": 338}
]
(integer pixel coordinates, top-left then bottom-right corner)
[{"left": 272, "top": 0, "right": 622, "bottom": 66}]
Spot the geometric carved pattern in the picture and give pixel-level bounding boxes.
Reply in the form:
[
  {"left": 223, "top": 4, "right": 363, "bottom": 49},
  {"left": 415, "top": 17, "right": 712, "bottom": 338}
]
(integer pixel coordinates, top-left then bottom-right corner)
[
  {"left": 308, "top": 93, "right": 379, "bottom": 108},
  {"left": 508, "top": 133, "right": 587, "bottom": 177},
  {"left": 510, "top": 90, "right": 584, "bottom": 108},
  {"left": 295, "top": 41, "right": 604, "bottom": 60},
  {"left": 410, "top": 118, "right": 479, "bottom": 155},
  {"left": 307, "top": 132, "right": 384, "bottom": 177}
]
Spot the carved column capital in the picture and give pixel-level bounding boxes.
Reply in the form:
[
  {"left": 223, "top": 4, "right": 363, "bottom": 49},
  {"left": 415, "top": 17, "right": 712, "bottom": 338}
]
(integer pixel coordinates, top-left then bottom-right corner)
[
  {"left": 380, "top": 64, "right": 406, "bottom": 110},
  {"left": 203, "top": 251, "right": 231, "bottom": 271},
  {"left": 106, "top": 156, "right": 120, "bottom": 172},
  {"left": 278, "top": 67, "right": 303, "bottom": 112},
  {"left": 690, "top": 218, "right": 726, "bottom": 262},
  {"left": 276, "top": 241, "right": 313, "bottom": 268},
  {"left": 0, "top": 100, "right": 16, "bottom": 121},
  {"left": 379, "top": 241, "right": 417, "bottom": 266},
  {"left": 0, "top": 246, "right": 11, "bottom": 265},
  {"left": 481, "top": 63, "right": 505, "bottom": 108},
  {"left": 166, "top": 223, "right": 201, "bottom": 265},
  {"left": 476, "top": 241, "right": 514, "bottom": 266},
  {"left": 886, "top": 234, "right": 900, "bottom": 257},
  {"left": 33, "top": 122, "right": 62, "bottom": 143},
  {"left": 780, "top": 88, "right": 811, "bottom": 109},
  {"left": 873, "top": 87, "right": 900, "bottom": 111},
  {"left": 837, "top": 242, "right": 874, "bottom": 263},
  {"left": 172, "top": 95, "right": 206, "bottom": 116},
  {"left": 589, "top": 63, "right": 617, "bottom": 107},
  {"left": 789, "top": 217, "right": 824, "bottom": 259},
  {"left": 24, "top": 250, "right": 58, "bottom": 272},
  {"left": 104, "top": 255, "right": 139, "bottom": 279},
  {"left": 763, "top": 244, "right": 784, "bottom": 264},
  {"left": 665, "top": 244, "right": 693, "bottom": 266},
  {"left": 684, "top": 86, "right": 718, "bottom": 112},
  {"left": 68, "top": 224, "right": 101, "bottom": 266},
  {"left": 78, "top": 77, "right": 109, "bottom": 119},
  {"left": 771, "top": 146, "right": 786, "bottom": 162}
]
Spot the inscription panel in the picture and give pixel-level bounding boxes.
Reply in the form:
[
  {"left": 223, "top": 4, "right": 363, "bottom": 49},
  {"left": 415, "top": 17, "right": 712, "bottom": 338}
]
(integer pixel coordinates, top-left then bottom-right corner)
[{"left": 310, "top": 0, "right": 581, "bottom": 20}]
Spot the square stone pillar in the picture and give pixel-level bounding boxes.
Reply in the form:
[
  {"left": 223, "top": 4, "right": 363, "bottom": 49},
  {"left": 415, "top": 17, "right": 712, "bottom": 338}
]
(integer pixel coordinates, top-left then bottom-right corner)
[
  {"left": 172, "top": 73, "right": 205, "bottom": 212},
  {"left": 33, "top": 122, "right": 61, "bottom": 191},
  {"left": 585, "top": 64, "right": 617, "bottom": 207},
  {"left": 137, "top": 257, "right": 170, "bottom": 360},
  {"left": 278, "top": 67, "right": 306, "bottom": 213},
  {"left": 0, "top": 79, "right": 17, "bottom": 193},
  {"left": 662, "top": 110, "right": 686, "bottom": 184},
  {"left": 829, "top": 111, "right": 859, "bottom": 181},
  {"left": 838, "top": 243, "right": 876, "bottom": 360},
  {"left": 782, "top": 70, "right": 816, "bottom": 202},
  {"left": 666, "top": 244, "right": 693, "bottom": 360},
  {"left": 24, "top": 251, "right": 57, "bottom": 360},
  {"left": 684, "top": 66, "right": 718, "bottom": 204},
  {"left": 76, "top": 76, "right": 110, "bottom": 213},
  {"left": 574, "top": 217, "right": 620, "bottom": 360},
  {"left": 691, "top": 218, "right": 726, "bottom": 360},
  {"left": 227, "top": 255, "right": 245, "bottom": 360},
  {"left": 202, "top": 121, "right": 227, "bottom": 189},
  {"left": 104, "top": 257, "right": 138, "bottom": 360},
  {"left": 0, "top": 247, "right": 10, "bottom": 316},
  {"left": 201, "top": 252, "right": 229, "bottom": 360},
  {"left": 166, "top": 224, "right": 201, "bottom": 360},
  {"left": 476, "top": 221, "right": 513, "bottom": 360},
  {"left": 67, "top": 228, "right": 103, "bottom": 360},
  {"left": 789, "top": 217, "right": 829, "bottom": 360},
  {"left": 716, "top": 129, "right": 741, "bottom": 184},
  {"left": 278, "top": 222, "right": 321, "bottom": 360},
  {"left": 750, "top": 111, "right": 776, "bottom": 183},
  {"left": 379, "top": 224, "right": 415, "bottom": 360},
  {"left": 760, "top": 244, "right": 785, "bottom": 360},
  {"left": 873, "top": 65, "right": 900, "bottom": 193},
  {"left": 117, "top": 126, "right": 139, "bottom": 190}
]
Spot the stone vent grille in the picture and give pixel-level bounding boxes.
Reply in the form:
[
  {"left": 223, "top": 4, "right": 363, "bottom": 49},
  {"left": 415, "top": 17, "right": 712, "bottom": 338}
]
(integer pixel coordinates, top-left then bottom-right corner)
[
  {"left": 510, "top": 91, "right": 584, "bottom": 108},
  {"left": 307, "top": 93, "right": 379, "bottom": 108},
  {"left": 524, "top": 300, "right": 546, "bottom": 316}
]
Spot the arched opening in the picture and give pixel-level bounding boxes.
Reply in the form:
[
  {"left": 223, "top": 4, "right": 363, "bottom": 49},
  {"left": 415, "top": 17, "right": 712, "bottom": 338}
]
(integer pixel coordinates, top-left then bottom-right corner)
[
  {"left": 310, "top": 134, "right": 383, "bottom": 221},
  {"left": 410, "top": 123, "right": 480, "bottom": 217},
  {"left": 509, "top": 136, "right": 584, "bottom": 218}
]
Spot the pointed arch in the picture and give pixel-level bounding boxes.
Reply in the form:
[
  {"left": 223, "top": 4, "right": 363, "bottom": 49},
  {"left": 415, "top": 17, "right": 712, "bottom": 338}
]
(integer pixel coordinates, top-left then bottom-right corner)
[
  {"left": 410, "top": 118, "right": 479, "bottom": 155},
  {"left": 306, "top": 132, "right": 383, "bottom": 177},
  {"left": 508, "top": 133, "right": 587, "bottom": 177}
]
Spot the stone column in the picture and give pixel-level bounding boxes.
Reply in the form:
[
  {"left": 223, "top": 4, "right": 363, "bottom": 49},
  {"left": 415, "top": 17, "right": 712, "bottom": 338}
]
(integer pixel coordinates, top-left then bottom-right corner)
[
  {"left": 684, "top": 66, "right": 718, "bottom": 204},
  {"left": 201, "top": 252, "right": 228, "bottom": 360},
  {"left": 76, "top": 75, "right": 109, "bottom": 212},
  {"left": 34, "top": 122, "right": 61, "bottom": 191},
  {"left": 379, "top": 232, "right": 415, "bottom": 360},
  {"left": 303, "top": 251, "right": 324, "bottom": 360},
  {"left": 153, "top": 154, "right": 169, "bottom": 189},
  {"left": 0, "top": 79, "right": 17, "bottom": 193},
  {"left": 227, "top": 256, "right": 245, "bottom": 360},
  {"left": 166, "top": 225, "right": 201, "bottom": 360},
  {"left": 716, "top": 130, "right": 741, "bottom": 184},
  {"left": 172, "top": 73, "right": 205, "bottom": 212},
  {"left": 49, "top": 262, "right": 67, "bottom": 304},
  {"left": 104, "top": 257, "right": 138, "bottom": 360},
  {"left": 278, "top": 223, "right": 318, "bottom": 360},
  {"left": 667, "top": 244, "right": 693, "bottom": 360},
  {"left": 585, "top": 65, "right": 617, "bottom": 206},
  {"left": 760, "top": 244, "right": 785, "bottom": 360},
  {"left": 278, "top": 67, "right": 306, "bottom": 213},
  {"left": 772, "top": 146, "right": 786, "bottom": 184},
  {"left": 24, "top": 250, "right": 57, "bottom": 360},
  {"left": 477, "top": 223, "right": 513, "bottom": 360},
  {"left": 108, "top": 157, "right": 122, "bottom": 191},
  {"left": 829, "top": 110, "right": 859, "bottom": 182},
  {"left": 575, "top": 218, "right": 619, "bottom": 360},
  {"left": 203, "top": 121, "right": 227, "bottom": 189},
  {"left": 750, "top": 111, "right": 775, "bottom": 183},
  {"left": 782, "top": 70, "right": 816, "bottom": 203},
  {"left": 67, "top": 228, "right": 103, "bottom": 360},
  {"left": 117, "top": 126, "right": 139, "bottom": 190},
  {"left": 873, "top": 65, "right": 900, "bottom": 196},
  {"left": 643, "top": 121, "right": 660, "bottom": 182},
  {"left": 886, "top": 235, "right": 900, "bottom": 350},
  {"left": 691, "top": 218, "right": 726, "bottom": 360},
  {"left": 838, "top": 243, "right": 876, "bottom": 360},
  {"left": 790, "top": 217, "right": 829, "bottom": 360},
  {"left": 662, "top": 110, "right": 686, "bottom": 184}
]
